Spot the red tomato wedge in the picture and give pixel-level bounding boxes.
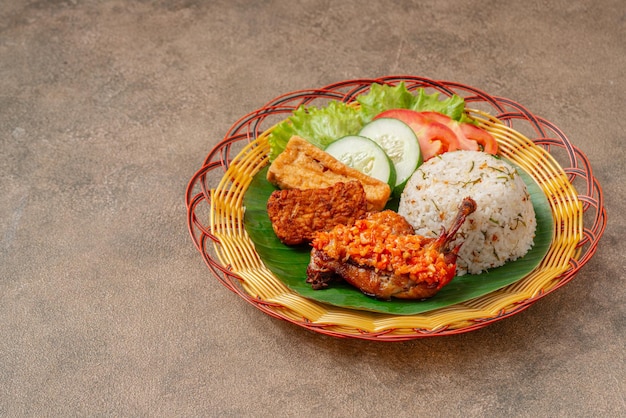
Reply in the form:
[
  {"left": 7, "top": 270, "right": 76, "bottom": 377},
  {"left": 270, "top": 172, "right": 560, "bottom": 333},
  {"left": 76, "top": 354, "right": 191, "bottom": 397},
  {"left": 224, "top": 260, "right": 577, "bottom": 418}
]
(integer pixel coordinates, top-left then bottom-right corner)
[
  {"left": 459, "top": 123, "right": 498, "bottom": 154},
  {"left": 374, "top": 109, "right": 460, "bottom": 161},
  {"left": 418, "top": 111, "right": 477, "bottom": 151},
  {"left": 419, "top": 111, "right": 498, "bottom": 154}
]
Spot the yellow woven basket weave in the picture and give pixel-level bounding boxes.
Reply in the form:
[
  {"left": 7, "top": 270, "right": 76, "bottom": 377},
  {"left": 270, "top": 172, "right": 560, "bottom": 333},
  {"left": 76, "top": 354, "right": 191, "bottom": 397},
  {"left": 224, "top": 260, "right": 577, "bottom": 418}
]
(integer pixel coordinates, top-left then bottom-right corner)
[{"left": 186, "top": 77, "right": 606, "bottom": 340}]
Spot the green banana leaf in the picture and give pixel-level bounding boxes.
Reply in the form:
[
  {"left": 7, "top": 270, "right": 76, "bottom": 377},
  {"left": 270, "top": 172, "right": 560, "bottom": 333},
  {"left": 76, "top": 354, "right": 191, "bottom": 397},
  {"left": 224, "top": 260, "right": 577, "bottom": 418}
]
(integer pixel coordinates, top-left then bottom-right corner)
[{"left": 243, "top": 164, "right": 553, "bottom": 315}]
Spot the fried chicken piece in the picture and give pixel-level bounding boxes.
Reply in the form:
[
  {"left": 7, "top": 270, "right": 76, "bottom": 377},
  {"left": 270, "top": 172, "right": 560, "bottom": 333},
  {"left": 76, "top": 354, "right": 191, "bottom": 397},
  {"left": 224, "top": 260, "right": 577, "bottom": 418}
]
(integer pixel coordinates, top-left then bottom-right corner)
[
  {"left": 306, "top": 198, "right": 477, "bottom": 300},
  {"left": 267, "top": 136, "right": 391, "bottom": 212},
  {"left": 267, "top": 181, "right": 368, "bottom": 245}
]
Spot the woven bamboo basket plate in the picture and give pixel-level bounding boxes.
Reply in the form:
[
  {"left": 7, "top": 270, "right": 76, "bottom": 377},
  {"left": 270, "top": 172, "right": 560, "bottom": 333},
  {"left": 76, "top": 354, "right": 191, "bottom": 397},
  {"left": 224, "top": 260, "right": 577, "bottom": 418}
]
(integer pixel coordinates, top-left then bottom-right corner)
[{"left": 186, "top": 76, "right": 606, "bottom": 341}]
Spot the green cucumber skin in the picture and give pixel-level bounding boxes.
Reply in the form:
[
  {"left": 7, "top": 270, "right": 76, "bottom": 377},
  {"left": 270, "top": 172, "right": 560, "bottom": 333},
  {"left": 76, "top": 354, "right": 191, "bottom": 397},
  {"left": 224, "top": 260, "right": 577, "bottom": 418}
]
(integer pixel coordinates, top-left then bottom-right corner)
[
  {"left": 324, "top": 135, "right": 396, "bottom": 189},
  {"left": 358, "top": 118, "right": 423, "bottom": 196}
]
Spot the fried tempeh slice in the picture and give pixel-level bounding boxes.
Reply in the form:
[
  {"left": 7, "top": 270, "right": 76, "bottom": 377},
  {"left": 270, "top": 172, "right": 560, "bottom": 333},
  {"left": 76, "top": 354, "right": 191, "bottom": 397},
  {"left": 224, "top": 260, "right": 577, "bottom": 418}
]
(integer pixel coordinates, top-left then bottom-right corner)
[
  {"left": 266, "top": 136, "right": 391, "bottom": 211},
  {"left": 267, "top": 181, "right": 367, "bottom": 245}
]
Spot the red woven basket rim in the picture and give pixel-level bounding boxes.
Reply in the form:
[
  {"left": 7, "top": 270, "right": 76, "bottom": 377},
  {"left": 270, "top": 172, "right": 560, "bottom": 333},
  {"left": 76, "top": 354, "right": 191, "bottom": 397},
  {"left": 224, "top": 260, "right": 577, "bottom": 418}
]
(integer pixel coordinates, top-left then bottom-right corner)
[{"left": 185, "top": 75, "right": 607, "bottom": 341}]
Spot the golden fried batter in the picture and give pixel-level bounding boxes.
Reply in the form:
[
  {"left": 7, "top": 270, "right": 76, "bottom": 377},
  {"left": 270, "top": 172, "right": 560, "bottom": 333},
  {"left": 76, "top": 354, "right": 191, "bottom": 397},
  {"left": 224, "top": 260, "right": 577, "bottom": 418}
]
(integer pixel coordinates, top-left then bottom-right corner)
[{"left": 267, "top": 136, "right": 391, "bottom": 211}]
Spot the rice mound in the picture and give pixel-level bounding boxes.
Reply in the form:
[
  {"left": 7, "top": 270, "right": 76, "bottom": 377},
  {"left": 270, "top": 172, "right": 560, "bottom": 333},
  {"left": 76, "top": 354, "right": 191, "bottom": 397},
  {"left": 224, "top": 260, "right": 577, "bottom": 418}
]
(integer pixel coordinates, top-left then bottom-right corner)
[{"left": 398, "top": 150, "right": 536, "bottom": 275}]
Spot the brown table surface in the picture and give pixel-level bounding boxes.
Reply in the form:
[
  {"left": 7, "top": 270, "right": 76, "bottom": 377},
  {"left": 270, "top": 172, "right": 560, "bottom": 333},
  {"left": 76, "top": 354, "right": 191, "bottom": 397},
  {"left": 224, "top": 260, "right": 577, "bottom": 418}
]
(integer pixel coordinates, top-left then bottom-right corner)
[{"left": 1, "top": 1, "right": 623, "bottom": 416}]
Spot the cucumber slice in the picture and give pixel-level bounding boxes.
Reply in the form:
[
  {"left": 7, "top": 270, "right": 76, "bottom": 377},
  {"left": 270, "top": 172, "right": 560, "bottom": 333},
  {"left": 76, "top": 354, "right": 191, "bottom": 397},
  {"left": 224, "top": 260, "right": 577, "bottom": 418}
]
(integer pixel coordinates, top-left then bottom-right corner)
[
  {"left": 324, "top": 135, "right": 396, "bottom": 188},
  {"left": 358, "top": 118, "right": 423, "bottom": 196}
]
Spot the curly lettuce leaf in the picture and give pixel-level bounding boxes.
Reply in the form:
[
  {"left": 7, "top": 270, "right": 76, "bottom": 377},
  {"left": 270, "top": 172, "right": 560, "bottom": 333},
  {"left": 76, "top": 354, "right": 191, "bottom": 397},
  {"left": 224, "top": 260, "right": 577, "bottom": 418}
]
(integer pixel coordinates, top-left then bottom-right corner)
[
  {"left": 268, "top": 101, "right": 363, "bottom": 161},
  {"left": 268, "top": 82, "right": 474, "bottom": 160},
  {"left": 411, "top": 88, "right": 473, "bottom": 123},
  {"left": 356, "top": 82, "right": 416, "bottom": 122},
  {"left": 358, "top": 82, "right": 473, "bottom": 123}
]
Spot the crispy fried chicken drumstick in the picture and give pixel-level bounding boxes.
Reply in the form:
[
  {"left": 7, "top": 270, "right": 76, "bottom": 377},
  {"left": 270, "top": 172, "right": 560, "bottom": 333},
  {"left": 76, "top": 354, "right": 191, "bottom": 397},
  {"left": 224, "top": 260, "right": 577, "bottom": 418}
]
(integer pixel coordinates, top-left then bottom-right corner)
[{"left": 306, "top": 197, "right": 477, "bottom": 300}]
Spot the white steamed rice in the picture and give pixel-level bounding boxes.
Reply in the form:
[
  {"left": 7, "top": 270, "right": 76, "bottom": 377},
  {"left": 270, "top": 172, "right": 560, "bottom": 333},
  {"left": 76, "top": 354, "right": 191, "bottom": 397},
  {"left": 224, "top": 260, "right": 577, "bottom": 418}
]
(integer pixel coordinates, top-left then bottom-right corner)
[{"left": 398, "top": 150, "right": 536, "bottom": 275}]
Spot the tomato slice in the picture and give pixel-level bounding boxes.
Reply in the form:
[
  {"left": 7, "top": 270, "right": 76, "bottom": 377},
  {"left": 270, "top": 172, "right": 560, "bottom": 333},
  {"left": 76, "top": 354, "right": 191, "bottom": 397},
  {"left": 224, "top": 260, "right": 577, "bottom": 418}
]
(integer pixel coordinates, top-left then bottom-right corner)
[
  {"left": 418, "top": 111, "right": 452, "bottom": 125},
  {"left": 418, "top": 111, "right": 498, "bottom": 154},
  {"left": 375, "top": 109, "right": 460, "bottom": 160},
  {"left": 415, "top": 122, "right": 460, "bottom": 160},
  {"left": 419, "top": 111, "right": 478, "bottom": 151},
  {"left": 459, "top": 123, "right": 498, "bottom": 154}
]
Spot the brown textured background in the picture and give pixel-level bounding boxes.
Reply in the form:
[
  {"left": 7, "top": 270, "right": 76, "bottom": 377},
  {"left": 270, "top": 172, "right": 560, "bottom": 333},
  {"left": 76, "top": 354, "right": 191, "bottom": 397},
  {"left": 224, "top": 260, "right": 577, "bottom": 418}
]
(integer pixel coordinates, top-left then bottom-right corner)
[{"left": 1, "top": 1, "right": 623, "bottom": 416}]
